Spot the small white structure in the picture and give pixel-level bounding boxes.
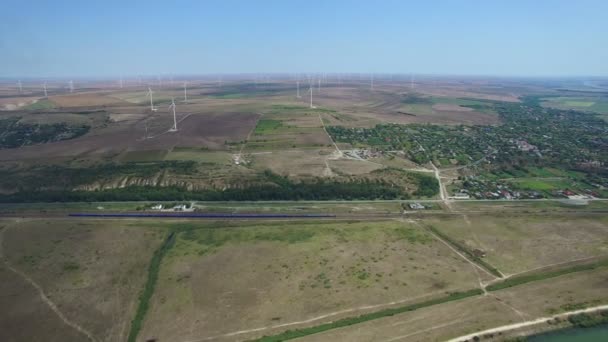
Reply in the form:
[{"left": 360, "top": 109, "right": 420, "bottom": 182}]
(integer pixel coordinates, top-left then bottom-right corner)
[
  {"left": 170, "top": 204, "right": 195, "bottom": 212},
  {"left": 173, "top": 204, "right": 188, "bottom": 211},
  {"left": 151, "top": 204, "right": 163, "bottom": 210},
  {"left": 409, "top": 203, "right": 425, "bottom": 210},
  {"left": 453, "top": 192, "right": 471, "bottom": 200}
]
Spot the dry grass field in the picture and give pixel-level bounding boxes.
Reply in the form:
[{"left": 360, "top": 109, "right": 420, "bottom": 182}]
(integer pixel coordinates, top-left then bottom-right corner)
[
  {"left": 0, "top": 211, "right": 606, "bottom": 342},
  {"left": 49, "top": 93, "right": 131, "bottom": 107},
  {"left": 0, "top": 96, "right": 44, "bottom": 110},
  {"left": 297, "top": 267, "right": 608, "bottom": 342},
  {"left": 425, "top": 214, "right": 608, "bottom": 276},
  {"left": 0, "top": 218, "right": 165, "bottom": 342},
  {"left": 138, "top": 219, "right": 482, "bottom": 342},
  {"left": 0, "top": 264, "right": 87, "bottom": 342},
  {"left": 249, "top": 149, "right": 331, "bottom": 176}
]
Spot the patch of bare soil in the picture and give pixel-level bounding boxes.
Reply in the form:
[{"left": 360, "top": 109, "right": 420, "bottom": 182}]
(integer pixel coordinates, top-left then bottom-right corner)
[{"left": 50, "top": 94, "right": 130, "bottom": 107}]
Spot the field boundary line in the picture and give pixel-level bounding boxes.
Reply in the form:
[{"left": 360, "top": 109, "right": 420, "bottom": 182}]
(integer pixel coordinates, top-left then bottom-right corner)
[
  {"left": 0, "top": 226, "right": 98, "bottom": 342},
  {"left": 493, "top": 254, "right": 608, "bottom": 282},
  {"left": 238, "top": 112, "right": 263, "bottom": 158},
  {"left": 485, "top": 256, "right": 608, "bottom": 292},
  {"left": 182, "top": 290, "right": 457, "bottom": 342},
  {"left": 416, "top": 222, "right": 501, "bottom": 279},
  {"left": 127, "top": 231, "right": 176, "bottom": 342},
  {"left": 317, "top": 111, "right": 342, "bottom": 156},
  {"left": 385, "top": 318, "right": 469, "bottom": 342}
]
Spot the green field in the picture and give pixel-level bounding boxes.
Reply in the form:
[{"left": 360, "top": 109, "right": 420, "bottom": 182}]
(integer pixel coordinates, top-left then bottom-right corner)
[
  {"left": 254, "top": 119, "right": 284, "bottom": 134},
  {"left": 119, "top": 149, "right": 168, "bottom": 162},
  {"left": 399, "top": 95, "right": 497, "bottom": 116},
  {"left": 22, "top": 99, "right": 57, "bottom": 110},
  {"left": 541, "top": 96, "right": 608, "bottom": 116}
]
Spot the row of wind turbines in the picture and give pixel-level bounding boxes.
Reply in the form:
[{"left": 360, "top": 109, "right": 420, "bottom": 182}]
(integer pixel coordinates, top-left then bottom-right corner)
[
  {"left": 19, "top": 73, "right": 419, "bottom": 135},
  {"left": 145, "top": 87, "right": 180, "bottom": 132},
  {"left": 295, "top": 73, "right": 417, "bottom": 109}
]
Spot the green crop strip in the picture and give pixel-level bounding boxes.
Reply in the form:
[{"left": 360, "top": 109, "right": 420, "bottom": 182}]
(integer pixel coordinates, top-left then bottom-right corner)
[
  {"left": 427, "top": 225, "right": 503, "bottom": 278},
  {"left": 127, "top": 231, "right": 176, "bottom": 342},
  {"left": 253, "top": 289, "right": 484, "bottom": 341}
]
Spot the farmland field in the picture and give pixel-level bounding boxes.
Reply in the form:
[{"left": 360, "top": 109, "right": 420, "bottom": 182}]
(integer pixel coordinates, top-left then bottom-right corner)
[
  {"left": 138, "top": 219, "right": 483, "bottom": 341},
  {"left": 0, "top": 218, "right": 165, "bottom": 342},
  {"left": 541, "top": 96, "right": 608, "bottom": 115},
  {"left": 297, "top": 266, "right": 608, "bottom": 342},
  {"left": 425, "top": 214, "right": 608, "bottom": 275}
]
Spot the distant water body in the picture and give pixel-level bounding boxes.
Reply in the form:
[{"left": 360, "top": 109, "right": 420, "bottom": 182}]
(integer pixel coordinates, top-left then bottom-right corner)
[{"left": 528, "top": 324, "right": 608, "bottom": 341}]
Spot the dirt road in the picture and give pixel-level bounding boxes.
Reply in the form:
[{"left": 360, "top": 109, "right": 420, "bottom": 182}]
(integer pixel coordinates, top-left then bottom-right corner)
[{"left": 447, "top": 304, "right": 608, "bottom": 342}]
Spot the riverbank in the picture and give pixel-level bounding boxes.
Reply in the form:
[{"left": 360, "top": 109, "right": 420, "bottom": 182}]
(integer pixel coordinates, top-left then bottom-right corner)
[{"left": 446, "top": 306, "right": 608, "bottom": 342}]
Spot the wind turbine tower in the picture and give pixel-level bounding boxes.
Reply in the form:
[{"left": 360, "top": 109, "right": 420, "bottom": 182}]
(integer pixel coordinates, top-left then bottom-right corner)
[
  {"left": 43, "top": 82, "right": 48, "bottom": 98},
  {"left": 147, "top": 87, "right": 157, "bottom": 111},
  {"left": 17, "top": 80, "right": 22, "bottom": 94},
  {"left": 318, "top": 78, "right": 321, "bottom": 93},
  {"left": 371, "top": 73, "right": 374, "bottom": 91},
  {"left": 169, "top": 98, "right": 178, "bottom": 132},
  {"left": 297, "top": 80, "right": 301, "bottom": 98},
  {"left": 183, "top": 82, "right": 188, "bottom": 102},
  {"left": 309, "top": 85, "right": 316, "bottom": 109},
  {"left": 69, "top": 80, "right": 74, "bottom": 93},
  {"left": 119, "top": 76, "right": 124, "bottom": 89},
  {"left": 410, "top": 74, "right": 415, "bottom": 89}
]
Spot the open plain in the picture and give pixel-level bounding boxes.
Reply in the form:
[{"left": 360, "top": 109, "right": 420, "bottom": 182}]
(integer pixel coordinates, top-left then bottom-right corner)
[{"left": 1, "top": 75, "right": 607, "bottom": 342}]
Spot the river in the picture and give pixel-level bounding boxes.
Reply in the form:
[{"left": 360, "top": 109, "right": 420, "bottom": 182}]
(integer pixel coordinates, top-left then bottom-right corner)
[{"left": 528, "top": 324, "right": 608, "bottom": 341}]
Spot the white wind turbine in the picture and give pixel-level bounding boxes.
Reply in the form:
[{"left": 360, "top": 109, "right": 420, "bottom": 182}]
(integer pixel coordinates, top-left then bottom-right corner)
[
  {"left": 69, "top": 80, "right": 74, "bottom": 93},
  {"left": 43, "top": 82, "right": 48, "bottom": 98},
  {"left": 147, "top": 87, "right": 157, "bottom": 111},
  {"left": 17, "top": 80, "right": 22, "bottom": 94},
  {"left": 370, "top": 73, "right": 374, "bottom": 91},
  {"left": 183, "top": 82, "right": 188, "bottom": 102},
  {"left": 168, "top": 98, "right": 178, "bottom": 132},
  {"left": 119, "top": 76, "right": 124, "bottom": 89},
  {"left": 296, "top": 80, "right": 301, "bottom": 98},
  {"left": 309, "top": 85, "right": 316, "bottom": 109}
]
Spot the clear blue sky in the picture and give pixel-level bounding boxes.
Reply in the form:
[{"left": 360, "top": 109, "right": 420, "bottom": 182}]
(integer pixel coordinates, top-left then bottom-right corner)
[{"left": 1, "top": 0, "right": 607, "bottom": 78}]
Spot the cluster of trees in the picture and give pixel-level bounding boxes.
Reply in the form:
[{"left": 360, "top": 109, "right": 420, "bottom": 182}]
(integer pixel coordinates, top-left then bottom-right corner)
[
  {"left": 0, "top": 162, "right": 440, "bottom": 202},
  {"left": 0, "top": 178, "right": 408, "bottom": 203},
  {"left": 412, "top": 173, "right": 439, "bottom": 197},
  {"left": 0, "top": 117, "right": 90, "bottom": 149}
]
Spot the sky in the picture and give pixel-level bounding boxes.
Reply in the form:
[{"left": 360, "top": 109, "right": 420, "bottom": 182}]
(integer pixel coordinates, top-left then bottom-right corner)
[{"left": 1, "top": 0, "right": 607, "bottom": 78}]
